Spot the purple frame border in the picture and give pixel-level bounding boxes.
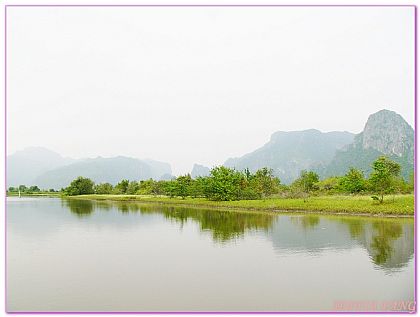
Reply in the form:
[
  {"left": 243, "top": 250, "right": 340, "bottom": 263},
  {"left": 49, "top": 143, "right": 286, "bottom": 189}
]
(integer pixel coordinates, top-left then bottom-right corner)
[{"left": 3, "top": 4, "right": 417, "bottom": 315}]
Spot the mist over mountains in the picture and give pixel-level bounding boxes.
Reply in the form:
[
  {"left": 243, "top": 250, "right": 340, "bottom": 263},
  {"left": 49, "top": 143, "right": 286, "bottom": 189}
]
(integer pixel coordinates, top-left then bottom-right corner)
[
  {"left": 7, "top": 109, "right": 414, "bottom": 189},
  {"left": 224, "top": 129, "right": 355, "bottom": 184},
  {"left": 7, "top": 149, "right": 172, "bottom": 189}
]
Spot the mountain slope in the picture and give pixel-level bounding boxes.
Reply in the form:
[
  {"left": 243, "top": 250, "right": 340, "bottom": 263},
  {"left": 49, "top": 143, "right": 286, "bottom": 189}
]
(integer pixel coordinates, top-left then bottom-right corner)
[
  {"left": 323, "top": 109, "right": 414, "bottom": 180},
  {"left": 6, "top": 147, "right": 75, "bottom": 187},
  {"left": 224, "top": 129, "right": 355, "bottom": 184}
]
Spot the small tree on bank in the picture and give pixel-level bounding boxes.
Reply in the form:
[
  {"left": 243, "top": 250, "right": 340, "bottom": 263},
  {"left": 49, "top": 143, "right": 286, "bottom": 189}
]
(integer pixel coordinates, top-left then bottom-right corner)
[{"left": 368, "top": 156, "right": 401, "bottom": 203}]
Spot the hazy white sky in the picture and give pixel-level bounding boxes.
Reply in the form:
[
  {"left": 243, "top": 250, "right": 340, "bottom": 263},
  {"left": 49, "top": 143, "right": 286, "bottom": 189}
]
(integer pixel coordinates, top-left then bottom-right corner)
[{"left": 7, "top": 6, "right": 415, "bottom": 175}]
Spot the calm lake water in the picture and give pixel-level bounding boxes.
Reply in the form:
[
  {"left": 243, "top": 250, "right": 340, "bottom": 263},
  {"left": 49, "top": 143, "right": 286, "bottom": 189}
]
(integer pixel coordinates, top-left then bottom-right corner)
[{"left": 6, "top": 197, "right": 415, "bottom": 312}]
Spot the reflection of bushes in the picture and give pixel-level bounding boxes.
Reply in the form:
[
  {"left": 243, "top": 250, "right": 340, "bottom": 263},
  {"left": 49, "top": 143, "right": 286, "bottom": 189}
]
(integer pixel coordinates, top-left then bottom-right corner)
[
  {"left": 158, "top": 206, "right": 275, "bottom": 242},
  {"left": 290, "top": 215, "right": 320, "bottom": 230},
  {"left": 339, "top": 217, "right": 405, "bottom": 266},
  {"left": 108, "top": 203, "right": 275, "bottom": 243},
  {"left": 370, "top": 222, "right": 403, "bottom": 265},
  {"left": 339, "top": 218, "right": 364, "bottom": 239},
  {"left": 64, "top": 199, "right": 94, "bottom": 217}
]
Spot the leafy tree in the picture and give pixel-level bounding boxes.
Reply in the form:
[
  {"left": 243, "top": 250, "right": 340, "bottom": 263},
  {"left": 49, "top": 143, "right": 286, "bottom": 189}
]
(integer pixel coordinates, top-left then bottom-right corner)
[
  {"left": 65, "top": 177, "right": 95, "bottom": 196},
  {"left": 8, "top": 187, "right": 17, "bottom": 192},
  {"left": 114, "top": 179, "right": 129, "bottom": 194},
  {"left": 18, "top": 185, "right": 28, "bottom": 192},
  {"left": 205, "top": 166, "right": 244, "bottom": 201},
  {"left": 340, "top": 167, "right": 366, "bottom": 194},
  {"left": 368, "top": 156, "right": 401, "bottom": 203},
  {"left": 175, "top": 174, "right": 192, "bottom": 199},
  {"left": 94, "top": 182, "right": 113, "bottom": 194}
]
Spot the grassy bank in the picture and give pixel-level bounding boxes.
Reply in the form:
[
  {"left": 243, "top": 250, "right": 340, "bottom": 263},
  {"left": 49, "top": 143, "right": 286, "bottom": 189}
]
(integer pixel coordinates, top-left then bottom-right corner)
[{"left": 66, "top": 194, "right": 414, "bottom": 216}]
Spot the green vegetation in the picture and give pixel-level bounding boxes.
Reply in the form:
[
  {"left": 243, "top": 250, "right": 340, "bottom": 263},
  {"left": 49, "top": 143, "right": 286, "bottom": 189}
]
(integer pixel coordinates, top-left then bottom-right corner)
[
  {"left": 7, "top": 185, "right": 59, "bottom": 196},
  {"left": 8, "top": 156, "right": 414, "bottom": 215},
  {"left": 64, "top": 176, "right": 95, "bottom": 196},
  {"left": 368, "top": 156, "right": 402, "bottom": 203}
]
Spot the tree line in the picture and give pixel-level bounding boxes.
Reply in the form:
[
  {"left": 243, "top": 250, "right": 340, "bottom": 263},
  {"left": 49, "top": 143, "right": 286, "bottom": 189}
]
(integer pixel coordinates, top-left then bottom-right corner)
[
  {"left": 58, "top": 156, "right": 412, "bottom": 203},
  {"left": 8, "top": 156, "right": 413, "bottom": 203}
]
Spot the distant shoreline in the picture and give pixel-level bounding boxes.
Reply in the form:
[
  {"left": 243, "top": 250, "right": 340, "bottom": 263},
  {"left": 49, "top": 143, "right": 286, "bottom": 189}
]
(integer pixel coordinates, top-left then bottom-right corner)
[{"left": 59, "top": 194, "right": 414, "bottom": 218}]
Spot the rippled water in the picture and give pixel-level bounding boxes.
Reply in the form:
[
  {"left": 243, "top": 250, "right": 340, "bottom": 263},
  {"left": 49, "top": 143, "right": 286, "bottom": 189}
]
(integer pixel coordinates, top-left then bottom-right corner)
[{"left": 6, "top": 197, "right": 415, "bottom": 312}]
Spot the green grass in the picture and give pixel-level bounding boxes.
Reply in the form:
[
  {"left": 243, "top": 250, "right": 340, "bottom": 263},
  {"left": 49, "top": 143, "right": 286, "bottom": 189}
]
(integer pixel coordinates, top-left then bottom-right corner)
[{"left": 66, "top": 194, "right": 414, "bottom": 216}]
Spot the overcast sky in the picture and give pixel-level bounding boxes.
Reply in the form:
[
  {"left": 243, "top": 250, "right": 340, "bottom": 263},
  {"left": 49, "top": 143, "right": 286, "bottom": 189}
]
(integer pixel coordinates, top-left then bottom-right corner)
[{"left": 7, "top": 6, "right": 415, "bottom": 175}]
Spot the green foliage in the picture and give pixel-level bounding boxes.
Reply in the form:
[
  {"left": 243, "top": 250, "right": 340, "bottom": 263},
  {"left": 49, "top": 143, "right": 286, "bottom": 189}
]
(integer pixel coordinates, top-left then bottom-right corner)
[
  {"left": 340, "top": 168, "right": 366, "bottom": 194},
  {"left": 65, "top": 176, "right": 95, "bottom": 196},
  {"left": 368, "top": 156, "right": 401, "bottom": 203},
  {"left": 137, "top": 179, "right": 153, "bottom": 195},
  {"left": 189, "top": 177, "right": 207, "bottom": 198},
  {"left": 94, "top": 182, "right": 113, "bottom": 194},
  {"left": 29, "top": 185, "right": 40, "bottom": 192},
  {"left": 127, "top": 181, "right": 140, "bottom": 195},
  {"left": 205, "top": 166, "right": 244, "bottom": 201},
  {"left": 251, "top": 167, "right": 280, "bottom": 198},
  {"left": 114, "top": 179, "right": 129, "bottom": 194},
  {"left": 163, "top": 180, "right": 178, "bottom": 198},
  {"left": 292, "top": 170, "right": 319, "bottom": 195},
  {"left": 61, "top": 157, "right": 411, "bottom": 209},
  {"left": 175, "top": 174, "right": 193, "bottom": 199},
  {"left": 316, "top": 176, "right": 342, "bottom": 194}
]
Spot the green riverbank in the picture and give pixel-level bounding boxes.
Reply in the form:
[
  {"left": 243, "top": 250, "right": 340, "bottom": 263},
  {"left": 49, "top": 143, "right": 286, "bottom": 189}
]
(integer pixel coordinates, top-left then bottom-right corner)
[{"left": 65, "top": 194, "right": 414, "bottom": 216}]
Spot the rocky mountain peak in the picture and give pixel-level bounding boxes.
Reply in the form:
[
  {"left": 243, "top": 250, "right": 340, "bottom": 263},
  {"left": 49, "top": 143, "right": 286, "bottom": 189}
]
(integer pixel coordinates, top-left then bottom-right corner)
[{"left": 361, "top": 109, "right": 414, "bottom": 157}]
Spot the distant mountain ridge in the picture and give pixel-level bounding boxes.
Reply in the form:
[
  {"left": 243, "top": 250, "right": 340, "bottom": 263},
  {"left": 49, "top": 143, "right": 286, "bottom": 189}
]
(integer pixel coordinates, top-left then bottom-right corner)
[
  {"left": 225, "top": 129, "right": 355, "bottom": 184},
  {"left": 6, "top": 147, "right": 76, "bottom": 187},
  {"left": 7, "top": 148, "right": 172, "bottom": 189}
]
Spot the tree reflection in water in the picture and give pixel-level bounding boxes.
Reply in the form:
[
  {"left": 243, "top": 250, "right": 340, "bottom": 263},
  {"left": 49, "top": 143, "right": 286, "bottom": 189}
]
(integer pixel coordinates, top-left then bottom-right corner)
[
  {"left": 63, "top": 199, "right": 94, "bottom": 217},
  {"left": 63, "top": 199, "right": 413, "bottom": 270}
]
